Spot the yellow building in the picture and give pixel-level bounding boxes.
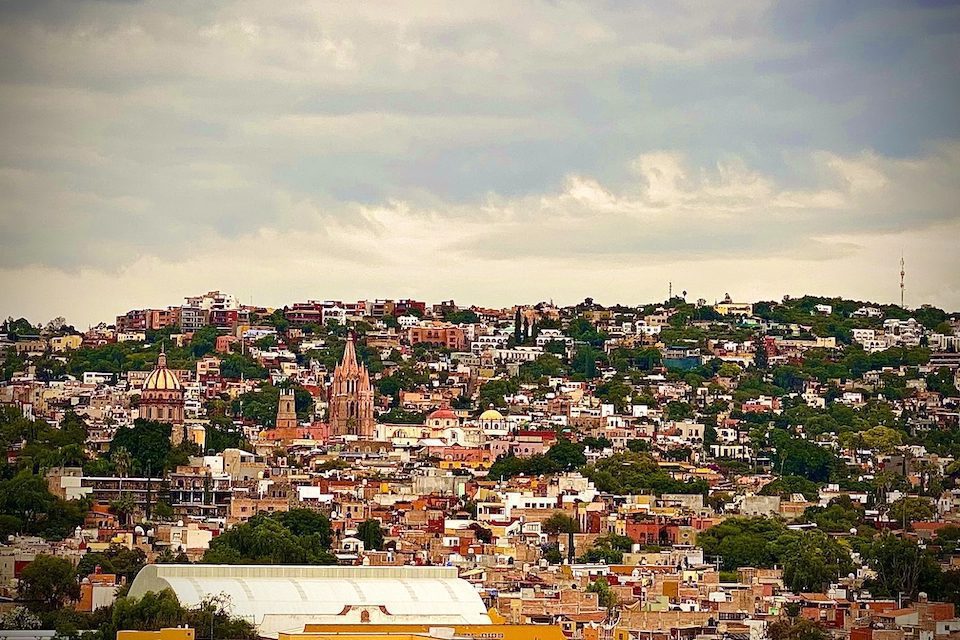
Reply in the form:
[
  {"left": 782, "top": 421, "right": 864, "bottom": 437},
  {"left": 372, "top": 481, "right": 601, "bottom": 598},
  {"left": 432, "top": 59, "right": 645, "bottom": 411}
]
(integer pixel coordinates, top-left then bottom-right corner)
[
  {"left": 50, "top": 335, "right": 83, "bottom": 352},
  {"left": 118, "top": 629, "right": 194, "bottom": 640},
  {"left": 713, "top": 302, "right": 753, "bottom": 316}
]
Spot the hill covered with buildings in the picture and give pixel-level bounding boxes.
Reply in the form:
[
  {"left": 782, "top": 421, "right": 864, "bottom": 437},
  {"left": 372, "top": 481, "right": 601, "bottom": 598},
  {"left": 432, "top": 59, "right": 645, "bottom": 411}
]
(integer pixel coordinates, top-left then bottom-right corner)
[{"left": 1, "top": 291, "right": 960, "bottom": 639}]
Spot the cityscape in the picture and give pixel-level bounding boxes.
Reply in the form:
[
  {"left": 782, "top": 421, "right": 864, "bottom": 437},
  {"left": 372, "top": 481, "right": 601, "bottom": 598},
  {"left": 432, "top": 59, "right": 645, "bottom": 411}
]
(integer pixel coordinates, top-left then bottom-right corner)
[
  {"left": 1, "top": 291, "right": 959, "bottom": 639},
  {"left": 2, "top": 2, "right": 960, "bottom": 640}
]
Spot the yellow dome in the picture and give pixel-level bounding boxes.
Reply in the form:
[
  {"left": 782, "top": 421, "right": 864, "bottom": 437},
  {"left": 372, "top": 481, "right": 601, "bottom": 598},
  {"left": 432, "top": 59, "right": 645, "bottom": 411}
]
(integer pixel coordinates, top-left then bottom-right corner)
[
  {"left": 142, "top": 367, "right": 182, "bottom": 391},
  {"left": 479, "top": 409, "right": 504, "bottom": 421},
  {"left": 142, "top": 351, "right": 182, "bottom": 391}
]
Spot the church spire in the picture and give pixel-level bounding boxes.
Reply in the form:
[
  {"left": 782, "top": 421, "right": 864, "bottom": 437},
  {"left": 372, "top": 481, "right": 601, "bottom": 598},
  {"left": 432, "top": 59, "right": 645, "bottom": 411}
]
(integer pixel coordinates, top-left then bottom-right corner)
[
  {"left": 341, "top": 331, "right": 359, "bottom": 371},
  {"left": 329, "top": 330, "right": 374, "bottom": 439},
  {"left": 157, "top": 342, "right": 167, "bottom": 368}
]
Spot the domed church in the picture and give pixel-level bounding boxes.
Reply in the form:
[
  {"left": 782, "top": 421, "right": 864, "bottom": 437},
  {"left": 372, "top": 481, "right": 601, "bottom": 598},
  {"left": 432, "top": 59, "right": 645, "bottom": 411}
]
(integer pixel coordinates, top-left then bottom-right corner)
[{"left": 140, "top": 348, "right": 186, "bottom": 443}]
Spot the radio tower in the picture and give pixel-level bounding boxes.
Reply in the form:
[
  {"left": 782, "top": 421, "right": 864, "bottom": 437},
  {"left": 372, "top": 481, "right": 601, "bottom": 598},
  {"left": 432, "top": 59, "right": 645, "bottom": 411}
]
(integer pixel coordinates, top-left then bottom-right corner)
[{"left": 900, "top": 255, "right": 905, "bottom": 308}]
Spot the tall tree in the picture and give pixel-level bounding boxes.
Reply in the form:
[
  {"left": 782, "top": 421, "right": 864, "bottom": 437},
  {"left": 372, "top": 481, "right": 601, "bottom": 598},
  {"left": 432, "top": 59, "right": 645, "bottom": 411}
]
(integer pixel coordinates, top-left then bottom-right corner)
[
  {"left": 356, "top": 519, "right": 385, "bottom": 551},
  {"left": 754, "top": 335, "right": 769, "bottom": 370},
  {"left": 863, "top": 534, "right": 940, "bottom": 599},
  {"left": 18, "top": 555, "right": 80, "bottom": 612}
]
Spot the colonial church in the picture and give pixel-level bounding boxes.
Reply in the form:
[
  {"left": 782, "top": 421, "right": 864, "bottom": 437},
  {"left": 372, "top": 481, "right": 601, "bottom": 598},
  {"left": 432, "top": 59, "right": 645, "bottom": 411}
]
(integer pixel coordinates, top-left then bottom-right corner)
[
  {"left": 140, "top": 348, "right": 186, "bottom": 444},
  {"left": 328, "top": 333, "right": 375, "bottom": 438},
  {"left": 139, "top": 348, "right": 203, "bottom": 448}
]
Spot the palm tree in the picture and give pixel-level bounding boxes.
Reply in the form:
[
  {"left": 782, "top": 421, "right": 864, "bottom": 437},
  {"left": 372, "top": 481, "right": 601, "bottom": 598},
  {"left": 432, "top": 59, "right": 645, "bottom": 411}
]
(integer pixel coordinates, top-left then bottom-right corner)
[
  {"left": 111, "top": 446, "right": 133, "bottom": 478},
  {"left": 110, "top": 493, "right": 136, "bottom": 527}
]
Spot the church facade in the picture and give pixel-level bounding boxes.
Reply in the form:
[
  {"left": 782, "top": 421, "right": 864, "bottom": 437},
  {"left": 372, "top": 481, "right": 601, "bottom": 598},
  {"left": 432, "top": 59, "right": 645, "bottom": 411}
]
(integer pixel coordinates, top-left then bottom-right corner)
[
  {"left": 327, "top": 333, "right": 375, "bottom": 438},
  {"left": 140, "top": 349, "right": 187, "bottom": 444}
]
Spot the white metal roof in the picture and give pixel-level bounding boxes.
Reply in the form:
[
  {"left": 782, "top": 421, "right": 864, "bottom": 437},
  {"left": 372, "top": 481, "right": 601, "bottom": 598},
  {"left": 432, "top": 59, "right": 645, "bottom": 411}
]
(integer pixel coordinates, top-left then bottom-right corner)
[{"left": 128, "top": 564, "right": 491, "bottom": 635}]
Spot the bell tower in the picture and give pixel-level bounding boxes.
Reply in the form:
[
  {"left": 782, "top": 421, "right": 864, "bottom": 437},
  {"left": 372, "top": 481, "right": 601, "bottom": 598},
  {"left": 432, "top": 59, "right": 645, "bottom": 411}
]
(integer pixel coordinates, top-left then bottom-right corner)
[{"left": 276, "top": 388, "right": 297, "bottom": 431}]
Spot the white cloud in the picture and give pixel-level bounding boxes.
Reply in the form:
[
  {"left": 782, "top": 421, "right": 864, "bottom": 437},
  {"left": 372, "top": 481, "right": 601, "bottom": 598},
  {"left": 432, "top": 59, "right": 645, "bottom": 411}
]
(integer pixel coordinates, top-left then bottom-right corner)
[
  {"left": 0, "top": 1, "right": 958, "bottom": 324},
  {"left": 3, "top": 144, "right": 958, "bottom": 326}
]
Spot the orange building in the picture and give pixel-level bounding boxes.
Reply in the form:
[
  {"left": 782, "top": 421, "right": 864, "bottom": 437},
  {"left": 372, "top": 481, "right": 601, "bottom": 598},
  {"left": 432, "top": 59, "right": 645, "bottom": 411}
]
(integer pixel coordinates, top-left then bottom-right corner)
[{"left": 408, "top": 323, "right": 466, "bottom": 350}]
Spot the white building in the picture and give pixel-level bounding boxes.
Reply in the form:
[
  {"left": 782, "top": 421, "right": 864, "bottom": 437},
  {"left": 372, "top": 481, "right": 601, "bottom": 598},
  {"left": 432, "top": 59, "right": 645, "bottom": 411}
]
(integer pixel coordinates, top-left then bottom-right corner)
[
  {"left": 492, "top": 346, "right": 543, "bottom": 363},
  {"left": 128, "top": 564, "right": 492, "bottom": 636}
]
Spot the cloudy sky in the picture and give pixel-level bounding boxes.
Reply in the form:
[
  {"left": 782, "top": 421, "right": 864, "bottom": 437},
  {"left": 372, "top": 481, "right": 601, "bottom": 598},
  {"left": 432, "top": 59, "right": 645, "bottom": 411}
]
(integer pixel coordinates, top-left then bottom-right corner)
[{"left": 1, "top": 1, "right": 959, "bottom": 327}]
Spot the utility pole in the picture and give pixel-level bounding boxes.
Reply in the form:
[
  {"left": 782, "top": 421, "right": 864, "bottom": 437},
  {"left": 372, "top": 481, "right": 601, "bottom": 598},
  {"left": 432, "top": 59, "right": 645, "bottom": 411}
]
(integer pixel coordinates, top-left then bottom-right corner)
[
  {"left": 900, "top": 255, "right": 905, "bottom": 308},
  {"left": 145, "top": 461, "right": 152, "bottom": 521}
]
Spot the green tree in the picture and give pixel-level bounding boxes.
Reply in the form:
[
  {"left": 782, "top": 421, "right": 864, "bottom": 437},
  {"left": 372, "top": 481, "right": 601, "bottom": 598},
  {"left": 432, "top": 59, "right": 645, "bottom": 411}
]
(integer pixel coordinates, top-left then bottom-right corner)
[
  {"left": 519, "top": 354, "right": 567, "bottom": 382},
  {"left": 584, "top": 451, "right": 708, "bottom": 496},
  {"left": 477, "top": 378, "right": 520, "bottom": 409},
  {"left": 586, "top": 578, "right": 618, "bottom": 609},
  {"left": 802, "top": 496, "right": 864, "bottom": 533},
  {"left": 769, "top": 429, "right": 838, "bottom": 482},
  {"left": 579, "top": 547, "right": 623, "bottom": 564},
  {"left": 571, "top": 346, "right": 602, "bottom": 379},
  {"left": 754, "top": 338, "right": 769, "bottom": 371},
  {"left": 274, "top": 509, "right": 334, "bottom": 547},
  {"left": 580, "top": 533, "right": 628, "bottom": 564},
  {"left": 153, "top": 500, "right": 174, "bottom": 521},
  {"left": 0, "top": 607, "right": 42, "bottom": 630},
  {"left": 219, "top": 354, "right": 269, "bottom": 379},
  {"left": 76, "top": 546, "right": 146, "bottom": 584},
  {"left": 190, "top": 326, "right": 221, "bottom": 358},
  {"left": 107, "top": 589, "right": 257, "bottom": 640},
  {"left": 759, "top": 475, "right": 820, "bottom": 501},
  {"left": 780, "top": 531, "right": 853, "bottom": 592},
  {"left": 0, "top": 470, "right": 54, "bottom": 525},
  {"left": 545, "top": 438, "right": 586, "bottom": 471},
  {"left": 889, "top": 497, "right": 936, "bottom": 527},
  {"left": 840, "top": 426, "right": 903, "bottom": 454},
  {"left": 445, "top": 309, "right": 479, "bottom": 325},
  {"left": 595, "top": 378, "right": 633, "bottom": 412},
  {"left": 356, "top": 519, "right": 385, "bottom": 551},
  {"left": 768, "top": 618, "right": 830, "bottom": 640},
  {"left": 18, "top": 555, "right": 80, "bottom": 612},
  {"left": 626, "top": 439, "right": 651, "bottom": 453},
  {"left": 542, "top": 544, "right": 563, "bottom": 564},
  {"left": 232, "top": 383, "right": 314, "bottom": 426},
  {"left": 697, "top": 517, "right": 788, "bottom": 570},
  {"left": 110, "top": 493, "right": 137, "bottom": 527},
  {"left": 110, "top": 420, "right": 174, "bottom": 474},
  {"left": 863, "top": 534, "right": 941, "bottom": 599},
  {"left": 542, "top": 512, "right": 579, "bottom": 535},
  {"left": 110, "top": 445, "right": 133, "bottom": 478},
  {"left": 202, "top": 514, "right": 336, "bottom": 565}
]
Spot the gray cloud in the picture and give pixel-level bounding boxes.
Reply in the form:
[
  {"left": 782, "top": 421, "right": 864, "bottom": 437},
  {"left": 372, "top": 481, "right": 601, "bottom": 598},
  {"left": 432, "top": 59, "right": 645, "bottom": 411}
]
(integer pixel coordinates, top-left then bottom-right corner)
[{"left": 0, "top": 1, "right": 958, "bottom": 324}]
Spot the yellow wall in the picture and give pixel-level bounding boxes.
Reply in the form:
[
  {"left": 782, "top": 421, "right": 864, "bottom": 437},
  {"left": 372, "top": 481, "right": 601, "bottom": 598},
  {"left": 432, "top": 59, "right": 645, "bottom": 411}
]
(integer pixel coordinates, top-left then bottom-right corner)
[{"left": 118, "top": 628, "right": 195, "bottom": 640}]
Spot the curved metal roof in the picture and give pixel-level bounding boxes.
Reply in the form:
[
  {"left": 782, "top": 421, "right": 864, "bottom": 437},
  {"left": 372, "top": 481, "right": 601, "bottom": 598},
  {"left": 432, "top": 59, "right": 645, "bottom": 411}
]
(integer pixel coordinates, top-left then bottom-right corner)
[{"left": 128, "top": 565, "right": 491, "bottom": 635}]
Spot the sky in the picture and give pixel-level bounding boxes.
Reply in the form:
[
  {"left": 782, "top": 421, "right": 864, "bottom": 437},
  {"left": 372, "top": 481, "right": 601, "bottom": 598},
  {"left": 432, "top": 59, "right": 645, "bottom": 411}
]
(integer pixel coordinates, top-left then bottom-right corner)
[{"left": 1, "top": 0, "right": 959, "bottom": 328}]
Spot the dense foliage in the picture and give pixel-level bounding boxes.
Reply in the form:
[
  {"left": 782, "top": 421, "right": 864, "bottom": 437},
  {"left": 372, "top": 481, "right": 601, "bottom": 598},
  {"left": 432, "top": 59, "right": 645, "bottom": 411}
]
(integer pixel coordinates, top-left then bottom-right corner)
[
  {"left": 585, "top": 451, "right": 709, "bottom": 496},
  {"left": 202, "top": 511, "right": 336, "bottom": 564}
]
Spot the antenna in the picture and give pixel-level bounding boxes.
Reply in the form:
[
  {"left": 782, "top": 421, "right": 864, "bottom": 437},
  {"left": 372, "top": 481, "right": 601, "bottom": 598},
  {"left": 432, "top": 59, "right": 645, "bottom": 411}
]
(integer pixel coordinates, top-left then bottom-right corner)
[
  {"left": 900, "top": 255, "right": 905, "bottom": 308},
  {"left": 669, "top": 282, "right": 672, "bottom": 301}
]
